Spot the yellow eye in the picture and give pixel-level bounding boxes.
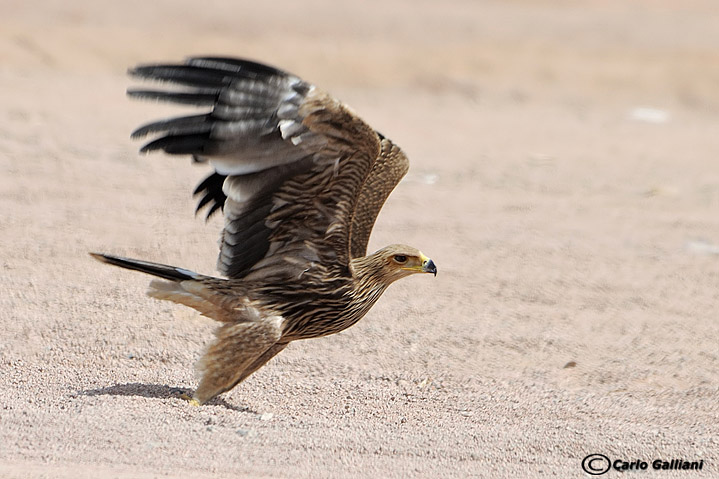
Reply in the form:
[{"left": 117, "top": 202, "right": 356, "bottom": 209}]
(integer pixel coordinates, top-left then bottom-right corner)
[{"left": 393, "top": 255, "right": 407, "bottom": 264}]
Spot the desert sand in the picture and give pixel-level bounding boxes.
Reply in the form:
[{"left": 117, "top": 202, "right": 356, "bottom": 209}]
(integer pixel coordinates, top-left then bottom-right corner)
[{"left": 1, "top": 0, "right": 718, "bottom": 477}]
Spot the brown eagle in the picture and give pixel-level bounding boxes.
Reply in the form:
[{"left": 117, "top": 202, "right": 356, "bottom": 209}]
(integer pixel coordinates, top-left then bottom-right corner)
[{"left": 92, "top": 57, "right": 436, "bottom": 405}]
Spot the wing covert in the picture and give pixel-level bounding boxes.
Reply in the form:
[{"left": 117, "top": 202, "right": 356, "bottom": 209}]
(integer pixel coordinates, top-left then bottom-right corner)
[
  {"left": 349, "top": 138, "right": 409, "bottom": 259},
  {"left": 129, "top": 57, "right": 384, "bottom": 280}
]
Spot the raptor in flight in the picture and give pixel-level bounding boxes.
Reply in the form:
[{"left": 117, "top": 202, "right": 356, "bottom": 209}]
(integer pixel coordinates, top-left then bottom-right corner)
[{"left": 92, "top": 57, "right": 436, "bottom": 405}]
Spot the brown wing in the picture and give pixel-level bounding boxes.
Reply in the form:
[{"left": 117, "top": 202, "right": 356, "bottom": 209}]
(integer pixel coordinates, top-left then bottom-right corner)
[
  {"left": 129, "top": 57, "right": 381, "bottom": 280},
  {"left": 349, "top": 138, "right": 409, "bottom": 259}
]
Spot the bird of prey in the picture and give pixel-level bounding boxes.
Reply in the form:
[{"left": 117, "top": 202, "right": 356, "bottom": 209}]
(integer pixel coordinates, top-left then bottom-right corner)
[{"left": 92, "top": 57, "right": 437, "bottom": 405}]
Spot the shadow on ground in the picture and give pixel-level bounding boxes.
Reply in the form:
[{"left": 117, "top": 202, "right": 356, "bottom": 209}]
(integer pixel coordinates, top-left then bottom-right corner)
[{"left": 80, "top": 383, "right": 256, "bottom": 412}]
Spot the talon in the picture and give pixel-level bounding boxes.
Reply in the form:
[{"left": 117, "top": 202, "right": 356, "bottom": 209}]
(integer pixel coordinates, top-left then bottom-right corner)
[{"left": 178, "top": 392, "right": 201, "bottom": 406}]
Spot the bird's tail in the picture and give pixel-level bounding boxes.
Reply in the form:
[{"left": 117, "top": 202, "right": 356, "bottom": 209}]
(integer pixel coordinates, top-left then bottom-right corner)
[
  {"left": 90, "top": 253, "right": 201, "bottom": 282},
  {"left": 90, "top": 252, "right": 236, "bottom": 322}
]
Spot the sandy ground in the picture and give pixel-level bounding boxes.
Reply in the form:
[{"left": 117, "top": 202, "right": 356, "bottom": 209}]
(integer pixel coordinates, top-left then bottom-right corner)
[{"left": 1, "top": 0, "right": 719, "bottom": 477}]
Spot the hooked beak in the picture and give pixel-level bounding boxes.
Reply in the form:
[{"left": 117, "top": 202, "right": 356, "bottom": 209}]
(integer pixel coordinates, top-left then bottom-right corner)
[{"left": 420, "top": 254, "right": 437, "bottom": 277}]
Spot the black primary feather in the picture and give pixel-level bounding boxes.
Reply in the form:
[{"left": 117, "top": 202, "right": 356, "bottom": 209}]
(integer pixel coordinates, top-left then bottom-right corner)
[
  {"left": 89, "top": 253, "right": 198, "bottom": 282},
  {"left": 131, "top": 113, "right": 213, "bottom": 139},
  {"left": 127, "top": 89, "right": 219, "bottom": 106},
  {"left": 193, "top": 172, "right": 227, "bottom": 219}
]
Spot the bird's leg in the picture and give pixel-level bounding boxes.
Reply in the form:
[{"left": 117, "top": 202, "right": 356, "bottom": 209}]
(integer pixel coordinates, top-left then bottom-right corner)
[
  {"left": 192, "top": 342, "right": 288, "bottom": 405},
  {"left": 180, "top": 393, "right": 201, "bottom": 407},
  {"left": 229, "top": 342, "right": 287, "bottom": 386},
  {"left": 168, "top": 387, "right": 201, "bottom": 406},
  {"left": 191, "top": 320, "right": 283, "bottom": 405}
]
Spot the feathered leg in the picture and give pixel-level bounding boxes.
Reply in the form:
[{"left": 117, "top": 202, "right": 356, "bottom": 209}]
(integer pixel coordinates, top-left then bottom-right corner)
[
  {"left": 231, "top": 342, "right": 287, "bottom": 386},
  {"left": 192, "top": 317, "right": 283, "bottom": 405}
]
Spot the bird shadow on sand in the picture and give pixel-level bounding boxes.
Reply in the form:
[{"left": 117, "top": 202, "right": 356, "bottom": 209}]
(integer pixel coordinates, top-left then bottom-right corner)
[{"left": 80, "top": 383, "right": 256, "bottom": 413}]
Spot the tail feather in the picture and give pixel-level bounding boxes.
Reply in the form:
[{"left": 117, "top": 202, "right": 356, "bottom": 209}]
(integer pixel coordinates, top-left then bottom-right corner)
[
  {"left": 91, "top": 253, "right": 237, "bottom": 322},
  {"left": 89, "top": 253, "right": 200, "bottom": 282},
  {"left": 147, "top": 279, "right": 234, "bottom": 321}
]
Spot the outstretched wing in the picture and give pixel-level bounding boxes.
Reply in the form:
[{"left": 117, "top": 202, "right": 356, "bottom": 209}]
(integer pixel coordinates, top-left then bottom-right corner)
[
  {"left": 349, "top": 137, "right": 409, "bottom": 259},
  {"left": 129, "top": 57, "right": 383, "bottom": 280}
]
